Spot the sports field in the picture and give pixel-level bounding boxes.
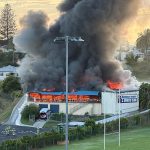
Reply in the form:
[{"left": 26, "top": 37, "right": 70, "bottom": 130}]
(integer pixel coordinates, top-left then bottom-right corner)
[{"left": 42, "top": 127, "right": 150, "bottom": 150}]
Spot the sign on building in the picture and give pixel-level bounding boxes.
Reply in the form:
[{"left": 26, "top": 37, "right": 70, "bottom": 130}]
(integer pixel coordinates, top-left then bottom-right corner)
[{"left": 119, "top": 95, "right": 138, "bottom": 103}]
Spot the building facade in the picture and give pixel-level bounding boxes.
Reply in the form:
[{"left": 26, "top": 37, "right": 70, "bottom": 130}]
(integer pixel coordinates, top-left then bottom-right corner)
[{"left": 27, "top": 89, "right": 139, "bottom": 115}]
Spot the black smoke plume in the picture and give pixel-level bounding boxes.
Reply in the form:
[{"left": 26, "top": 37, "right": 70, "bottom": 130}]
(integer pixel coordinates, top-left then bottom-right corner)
[{"left": 14, "top": 0, "right": 140, "bottom": 91}]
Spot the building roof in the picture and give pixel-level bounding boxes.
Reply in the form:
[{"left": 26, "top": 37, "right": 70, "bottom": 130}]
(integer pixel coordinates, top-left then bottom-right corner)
[
  {"left": 0, "top": 65, "right": 17, "bottom": 73},
  {"left": 39, "top": 91, "right": 64, "bottom": 95},
  {"left": 34, "top": 91, "right": 100, "bottom": 96},
  {"left": 72, "top": 91, "right": 100, "bottom": 96}
]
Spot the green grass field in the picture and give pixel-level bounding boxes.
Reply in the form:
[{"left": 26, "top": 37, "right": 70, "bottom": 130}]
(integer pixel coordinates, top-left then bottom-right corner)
[
  {"left": 42, "top": 127, "right": 150, "bottom": 150},
  {"left": 44, "top": 120, "right": 61, "bottom": 128}
]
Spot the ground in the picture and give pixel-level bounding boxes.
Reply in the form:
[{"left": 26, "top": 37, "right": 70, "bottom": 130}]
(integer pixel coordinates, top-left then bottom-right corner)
[{"left": 42, "top": 127, "right": 150, "bottom": 150}]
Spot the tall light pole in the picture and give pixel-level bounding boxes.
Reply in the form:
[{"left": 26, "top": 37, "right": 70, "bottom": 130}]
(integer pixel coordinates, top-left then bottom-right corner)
[
  {"left": 118, "top": 88, "right": 121, "bottom": 146},
  {"left": 54, "top": 36, "right": 84, "bottom": 150},
  {"left": 104, "top": 98, "right": 106, "bottom": 150}
]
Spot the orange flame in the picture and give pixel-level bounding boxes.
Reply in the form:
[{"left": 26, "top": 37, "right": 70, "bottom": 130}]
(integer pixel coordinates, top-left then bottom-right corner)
[
  {"left": 28, "top": 92, "right": 99, "bottom": 103},
  {"left": 107, "top": 80, "right": 123, "bottom": 90}
]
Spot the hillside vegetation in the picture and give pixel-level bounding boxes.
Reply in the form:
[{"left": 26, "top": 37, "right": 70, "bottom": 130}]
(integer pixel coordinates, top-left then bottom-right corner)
[
  {"left": 131, "top": 60, "right": 150, "bottom": 81},
  {"left": 125, "top": 59, "right": 150, "bottom": 81},
  {"left": 0, "top": 76, "right": 22, "bottom": 123}
]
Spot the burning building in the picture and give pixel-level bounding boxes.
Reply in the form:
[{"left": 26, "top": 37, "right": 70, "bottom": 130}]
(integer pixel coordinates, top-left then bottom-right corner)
[
  {"left": 28, "top": 82, "right": 139, "bottom": 115},
  {"left": 14, "top": 0, "right": 140, "bottom": 114},
  {"left": 28, "top": 90, "right": 102, "bottom": 115}
]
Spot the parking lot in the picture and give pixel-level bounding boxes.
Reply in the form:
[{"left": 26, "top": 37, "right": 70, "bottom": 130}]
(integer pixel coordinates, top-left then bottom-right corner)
[{"left": 0, "top": 124, "right": 50, "bottom": 143}]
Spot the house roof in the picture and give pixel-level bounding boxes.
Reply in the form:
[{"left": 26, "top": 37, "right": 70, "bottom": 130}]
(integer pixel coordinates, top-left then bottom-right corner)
[{"left": 0, "top": 65, "right": 17, "bottom": 73}]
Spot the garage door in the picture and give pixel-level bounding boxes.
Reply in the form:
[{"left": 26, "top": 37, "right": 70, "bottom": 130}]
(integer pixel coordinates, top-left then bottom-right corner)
[
  {"left": 50, "top": 104, "right": 59, "bottom": 113},
  {"left": 39, "top": 104, "right": 48, "bottom": 109}
]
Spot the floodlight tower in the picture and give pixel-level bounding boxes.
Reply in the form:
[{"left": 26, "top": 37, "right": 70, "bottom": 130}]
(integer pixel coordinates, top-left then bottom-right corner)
[{"left": 54, "top": 36, "right": 84, "bottom": 150}]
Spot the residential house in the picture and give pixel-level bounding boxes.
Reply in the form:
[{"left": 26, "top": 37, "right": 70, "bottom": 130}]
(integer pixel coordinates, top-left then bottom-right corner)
[{"left": 0, "top": 65, "right": 18, "bottom": 80}]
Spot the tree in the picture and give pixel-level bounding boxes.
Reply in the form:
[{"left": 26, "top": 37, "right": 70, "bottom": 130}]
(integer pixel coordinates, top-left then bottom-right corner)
[
  {"left": 125, "top": 53, "right": 139, "bottom": 66},
  {"left": 1, "top": 75, "right": 21, "bottom": 93},
  {"left": 0, "top": 4, "right": 16, "bottom": 41},
  {"left": 22, "top": 104, "right": 39, "bottom": 120},
  {"left": 136, "top": 29, "right": 150, "bottom": 56},
  {"left": 139, "top": 83, "right": 150, "bottom": 110}
]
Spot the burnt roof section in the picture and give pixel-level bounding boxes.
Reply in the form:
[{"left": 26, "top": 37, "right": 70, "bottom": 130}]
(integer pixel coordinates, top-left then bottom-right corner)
[{"left": 30, "top": 91, "right": 100, "bottom": 96}]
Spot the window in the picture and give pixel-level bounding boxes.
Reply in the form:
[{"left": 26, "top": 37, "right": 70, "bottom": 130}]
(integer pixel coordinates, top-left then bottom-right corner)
[{"left": 0, "top": 72, "right": 3, "bottom": 76}]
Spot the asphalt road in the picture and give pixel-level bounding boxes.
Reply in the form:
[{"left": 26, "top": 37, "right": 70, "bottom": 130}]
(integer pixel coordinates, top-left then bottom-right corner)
[{"left": 0, "top": 124, "right": 50, "bottom": 143}]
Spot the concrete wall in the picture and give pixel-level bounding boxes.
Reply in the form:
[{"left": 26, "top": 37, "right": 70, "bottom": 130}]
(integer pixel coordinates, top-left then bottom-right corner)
[
  {"left": 28, "top": 101, "right": 102, "bottom": 115},
  {"left": 73, "top": 103, "right": 101, "bottom": 115}
]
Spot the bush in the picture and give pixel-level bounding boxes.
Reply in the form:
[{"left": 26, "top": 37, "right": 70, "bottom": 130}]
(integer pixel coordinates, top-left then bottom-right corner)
[
  {"left": 76, "top": 127, "right": 85, "bottom": 139},
  {"left": 85, "top": 119, "right": 95, "bottom": 127},
  {"left": 134, "top": 115, "right": 141, "bottom": 125},
  {"left": 21, "top": 104, "right": 39, "bottom": 120},
  {"left": 120, "top": 118, "right": 129, "bottom": 129},
  {"left": 51, "top": 113, "right": 65, "bottom": 122}
]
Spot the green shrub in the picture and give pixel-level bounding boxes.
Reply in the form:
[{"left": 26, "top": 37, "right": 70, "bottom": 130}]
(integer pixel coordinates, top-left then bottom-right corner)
[
  {"left": 120, "top": 118, "right": 129, "bottom": 129},
  {"left": 21, "top": 104, "right": 39, "bottom": 120}
]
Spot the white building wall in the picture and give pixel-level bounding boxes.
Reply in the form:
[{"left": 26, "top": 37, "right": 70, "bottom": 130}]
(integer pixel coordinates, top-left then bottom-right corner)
[
  {"left": 102, "top": 90, "right": 139, "bottom": 115},
  {"left": 28, "top": 101, "right": 102, "bottom": 115},
  {"left": 92, "top": 103, "right": 102, "bottom": 115},
  {"left": 73, "top": 104, "right": 93, "bottom": 115},
  {"left": 73, "top": 103, "right": 101, "bottom": 115}
]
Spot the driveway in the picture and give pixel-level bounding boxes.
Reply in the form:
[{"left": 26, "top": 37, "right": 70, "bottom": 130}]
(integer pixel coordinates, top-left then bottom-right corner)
[
  {"left": 33, "top": 120, "right": 47, "bottom": 128},
  {"left": 5, "top": 94, "right": 28, "bottom": 126}
]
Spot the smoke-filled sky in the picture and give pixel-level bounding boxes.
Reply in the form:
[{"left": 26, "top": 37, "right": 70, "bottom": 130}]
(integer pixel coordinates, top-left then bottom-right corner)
[
  {"left": 14, "top": 0, "right": 141, "bottom": 91},
  {"left": 0, "top": 0, "right": 150, "bottom": 43}
]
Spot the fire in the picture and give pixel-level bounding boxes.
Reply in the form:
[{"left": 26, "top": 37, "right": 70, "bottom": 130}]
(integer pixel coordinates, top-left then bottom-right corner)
[
  {"left": 28, "top": 92, "right": 99, "bottom": 103},
  {"left": 107, "top": 80, "right": 123, "bottom": 90}
]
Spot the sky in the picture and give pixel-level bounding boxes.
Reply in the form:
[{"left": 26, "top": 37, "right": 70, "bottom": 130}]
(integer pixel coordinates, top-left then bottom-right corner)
[{"left": 0, "top": 0, "right": 150, "bottom": 44}]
